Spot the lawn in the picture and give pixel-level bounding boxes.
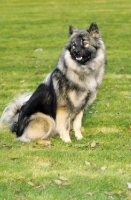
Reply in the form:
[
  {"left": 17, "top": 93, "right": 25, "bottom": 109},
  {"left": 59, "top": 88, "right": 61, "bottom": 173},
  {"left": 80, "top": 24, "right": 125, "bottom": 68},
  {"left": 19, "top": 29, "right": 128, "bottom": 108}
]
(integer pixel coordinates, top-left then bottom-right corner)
[{"left": 0, "top": 0, "right": 131, "bottom": 199}]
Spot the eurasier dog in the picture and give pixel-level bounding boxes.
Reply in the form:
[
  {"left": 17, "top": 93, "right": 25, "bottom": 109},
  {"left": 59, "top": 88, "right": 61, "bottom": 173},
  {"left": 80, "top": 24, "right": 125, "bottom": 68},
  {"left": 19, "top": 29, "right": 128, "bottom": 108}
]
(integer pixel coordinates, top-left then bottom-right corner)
[{"left": 1, "top": 22, "right": 106, "bottom": 143}]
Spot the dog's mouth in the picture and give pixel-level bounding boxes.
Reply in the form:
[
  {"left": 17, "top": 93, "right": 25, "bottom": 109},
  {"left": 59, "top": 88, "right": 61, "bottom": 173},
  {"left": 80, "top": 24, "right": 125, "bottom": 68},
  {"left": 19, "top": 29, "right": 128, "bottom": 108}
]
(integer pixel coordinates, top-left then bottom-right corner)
[{"left": 74, "top": 52, "right": 91, "bottom": 64}]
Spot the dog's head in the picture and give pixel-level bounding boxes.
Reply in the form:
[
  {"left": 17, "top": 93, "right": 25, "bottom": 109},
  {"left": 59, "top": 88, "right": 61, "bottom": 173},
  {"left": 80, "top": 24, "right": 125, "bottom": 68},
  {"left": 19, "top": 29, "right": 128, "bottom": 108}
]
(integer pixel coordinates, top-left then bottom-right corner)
[{"left": 67, "top": 22, "right": 101, "bottom": 65}]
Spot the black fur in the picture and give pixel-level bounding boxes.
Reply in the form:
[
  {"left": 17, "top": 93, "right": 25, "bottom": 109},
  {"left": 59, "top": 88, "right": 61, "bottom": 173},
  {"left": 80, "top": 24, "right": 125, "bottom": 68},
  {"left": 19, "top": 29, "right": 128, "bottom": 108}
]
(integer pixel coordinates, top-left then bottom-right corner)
[
  {"left": 1, "top": 22, "right": 106, "bottom": 142},
  {"left": 16, "top": 81, "right": 57, "bottom": 137}
]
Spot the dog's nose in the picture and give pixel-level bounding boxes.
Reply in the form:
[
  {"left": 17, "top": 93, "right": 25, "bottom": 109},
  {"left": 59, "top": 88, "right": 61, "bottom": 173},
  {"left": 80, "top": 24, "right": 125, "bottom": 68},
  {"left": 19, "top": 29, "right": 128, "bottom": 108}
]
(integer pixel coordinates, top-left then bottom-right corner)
[{"left": 74, "top": 48, "right": 81, "bottom": 56}]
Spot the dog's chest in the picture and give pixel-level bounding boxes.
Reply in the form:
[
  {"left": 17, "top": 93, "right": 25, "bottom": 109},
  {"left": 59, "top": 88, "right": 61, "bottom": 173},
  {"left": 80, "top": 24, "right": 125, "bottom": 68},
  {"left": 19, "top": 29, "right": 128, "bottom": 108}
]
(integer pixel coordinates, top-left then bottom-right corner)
[
  {"left": 68, "top": 90, "right": 88, "bottom": 108},
  {"left": 67, "top": 76, "right": 97, "bottom": 108}
]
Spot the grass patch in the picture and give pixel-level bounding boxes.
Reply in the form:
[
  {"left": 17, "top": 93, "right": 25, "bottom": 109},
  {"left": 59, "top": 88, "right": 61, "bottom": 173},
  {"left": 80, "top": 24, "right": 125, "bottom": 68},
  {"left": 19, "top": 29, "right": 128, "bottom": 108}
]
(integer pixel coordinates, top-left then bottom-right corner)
[{"left": 0, "top": 0, "right": 131, "bottom": 199}]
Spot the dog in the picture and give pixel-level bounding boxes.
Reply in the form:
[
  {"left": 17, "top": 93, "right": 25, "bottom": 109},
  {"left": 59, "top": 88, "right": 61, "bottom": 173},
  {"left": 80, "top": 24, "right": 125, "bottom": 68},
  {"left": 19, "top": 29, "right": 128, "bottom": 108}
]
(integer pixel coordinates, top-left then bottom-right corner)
[{"left": 0, "top": 22, "right": 106, "bottom": 143}]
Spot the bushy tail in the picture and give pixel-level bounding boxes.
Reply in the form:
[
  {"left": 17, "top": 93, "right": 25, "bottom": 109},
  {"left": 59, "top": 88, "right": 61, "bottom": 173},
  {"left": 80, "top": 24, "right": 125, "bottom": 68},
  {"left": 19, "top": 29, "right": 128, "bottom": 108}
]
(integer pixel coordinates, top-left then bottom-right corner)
[{"left": 0, "top": 93, "right": 32, "bottom": 132}]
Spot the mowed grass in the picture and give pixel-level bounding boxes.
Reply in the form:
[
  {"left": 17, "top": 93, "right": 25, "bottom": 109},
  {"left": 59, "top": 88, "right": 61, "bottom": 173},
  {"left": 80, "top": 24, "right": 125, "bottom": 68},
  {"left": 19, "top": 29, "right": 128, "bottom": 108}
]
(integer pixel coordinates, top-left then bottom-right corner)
[{"left": 0, "top": 0, "right": 131, "bottom": 199}]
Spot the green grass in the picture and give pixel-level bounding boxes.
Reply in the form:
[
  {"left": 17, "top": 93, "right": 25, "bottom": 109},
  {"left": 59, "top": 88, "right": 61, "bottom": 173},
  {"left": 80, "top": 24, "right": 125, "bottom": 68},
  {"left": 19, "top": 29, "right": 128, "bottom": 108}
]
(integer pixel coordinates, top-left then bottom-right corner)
[{"left": 0, "top": 0, "right": 131, "bottom": 199}]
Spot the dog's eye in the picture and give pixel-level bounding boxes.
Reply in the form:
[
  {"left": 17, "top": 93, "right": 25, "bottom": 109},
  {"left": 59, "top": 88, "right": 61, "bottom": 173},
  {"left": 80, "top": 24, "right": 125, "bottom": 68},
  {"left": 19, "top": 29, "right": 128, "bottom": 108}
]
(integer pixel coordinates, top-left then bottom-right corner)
[
  {"left": 72, "top": 43, "right": 76, "bottom": 49},
  {"left": 82, "top": 39, "right": 88, "bottom": 46}
]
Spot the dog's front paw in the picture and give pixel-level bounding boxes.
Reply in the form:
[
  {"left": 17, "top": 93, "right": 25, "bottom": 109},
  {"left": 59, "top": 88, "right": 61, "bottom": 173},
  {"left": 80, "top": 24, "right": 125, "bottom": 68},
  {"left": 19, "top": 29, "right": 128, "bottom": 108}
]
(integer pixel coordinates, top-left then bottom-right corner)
[
  {"left": 63, "top": 137, "right": 72, "bottom": 143},
  {"left": 60, "top": 134, "right": 71, "bottom": 143},
  {"left": 75, "top": 131, "right": 83, "bottom": 140}
]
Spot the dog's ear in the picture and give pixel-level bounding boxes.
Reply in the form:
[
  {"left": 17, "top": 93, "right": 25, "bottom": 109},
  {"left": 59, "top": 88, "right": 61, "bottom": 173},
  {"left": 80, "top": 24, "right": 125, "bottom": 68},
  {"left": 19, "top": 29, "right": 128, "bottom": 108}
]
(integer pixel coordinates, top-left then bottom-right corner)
[
  {"left": 87, "top": 22, "right": 100, "bottom": 38},
  {"left": 69, "top": 25, "right": 76, "bottom": 35}
]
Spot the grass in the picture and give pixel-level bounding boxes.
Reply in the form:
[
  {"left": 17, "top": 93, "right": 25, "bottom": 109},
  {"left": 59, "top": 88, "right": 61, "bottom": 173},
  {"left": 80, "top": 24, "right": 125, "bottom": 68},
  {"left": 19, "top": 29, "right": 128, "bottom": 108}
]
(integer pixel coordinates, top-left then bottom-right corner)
[{"left": 0, "top": 0, "right": 131, "bottom": 199}]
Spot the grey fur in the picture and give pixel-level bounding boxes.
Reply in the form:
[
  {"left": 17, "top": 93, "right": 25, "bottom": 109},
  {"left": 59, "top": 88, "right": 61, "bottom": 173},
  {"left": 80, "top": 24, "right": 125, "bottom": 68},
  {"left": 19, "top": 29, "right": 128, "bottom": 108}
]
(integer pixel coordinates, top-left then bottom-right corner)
[{"left": 0, "top": 22, "right": 106, "bottom": 142}]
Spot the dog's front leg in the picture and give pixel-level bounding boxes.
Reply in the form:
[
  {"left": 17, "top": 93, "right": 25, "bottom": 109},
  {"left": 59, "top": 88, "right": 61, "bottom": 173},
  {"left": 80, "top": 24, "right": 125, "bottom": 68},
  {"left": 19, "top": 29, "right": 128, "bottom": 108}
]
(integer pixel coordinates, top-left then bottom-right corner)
[
  {"left": 73, "top": 111, "right": 83, "bottom": 140},
  {"left": 56, "top": 107, "right": 71, "bottom": 142}
]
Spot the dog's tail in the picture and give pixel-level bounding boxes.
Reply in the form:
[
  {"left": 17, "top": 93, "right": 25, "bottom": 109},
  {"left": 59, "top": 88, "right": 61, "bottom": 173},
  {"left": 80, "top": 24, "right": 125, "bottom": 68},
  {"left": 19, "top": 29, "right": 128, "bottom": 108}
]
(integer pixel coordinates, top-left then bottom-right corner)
[{"left": 0, "top": 93, "right": 32, "bottom": 132}]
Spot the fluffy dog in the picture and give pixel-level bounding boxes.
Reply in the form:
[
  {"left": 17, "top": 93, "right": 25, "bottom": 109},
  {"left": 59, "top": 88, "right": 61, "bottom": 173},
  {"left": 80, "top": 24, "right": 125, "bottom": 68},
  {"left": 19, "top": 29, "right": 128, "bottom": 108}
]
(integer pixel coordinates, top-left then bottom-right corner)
[{"left": 0, "top": 22, "right": 106, "bottom": 142}]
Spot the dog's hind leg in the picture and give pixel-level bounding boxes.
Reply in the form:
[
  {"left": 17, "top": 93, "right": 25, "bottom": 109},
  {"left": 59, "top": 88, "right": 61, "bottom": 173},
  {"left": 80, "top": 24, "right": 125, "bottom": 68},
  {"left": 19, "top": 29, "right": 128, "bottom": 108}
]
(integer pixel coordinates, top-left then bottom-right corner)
[
  {"left": 16, "top": 112, "right": 55, "bottom": 142},
  {"left": 73, "top": 111, "right": 83, "bottom": 140}
]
